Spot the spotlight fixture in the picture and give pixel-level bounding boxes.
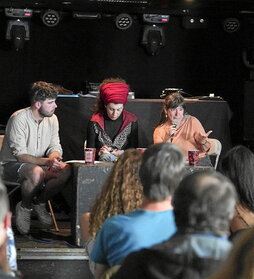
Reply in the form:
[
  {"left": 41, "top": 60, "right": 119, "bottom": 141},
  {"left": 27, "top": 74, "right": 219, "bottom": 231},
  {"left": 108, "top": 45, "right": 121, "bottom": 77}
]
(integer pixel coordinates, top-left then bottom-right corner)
[
  {"left": 143, "top": 14, "right": 169, "bottom": 24},
  {"left": 73, "top": 12, "right": 101, "bottom": 20},
  {"left": 182, "top": 16, "right": 208, "bottom": 29},
  {"left": 6, "top": 19, "right": 30, "bottom": 51},
  {"left": 42, "top": 10, "right": 60, "bottom": 27},
  {"left": 142, "top": 25, "right": 165, "bottom": 56},
  {"left": 141, "top": 14, "right": 169, "bottom": 55},
  {"left": 223, "top": 18, "right": 240, "bottom": 33},
  {"left": 115, "top": 13, "right": 132, "bottom": 30},
  {"left": 5, "top": 8, "right": 33, "bottom": 19},
  {"left": 4, "top": 8, "right": 32, "bottom": 51}
]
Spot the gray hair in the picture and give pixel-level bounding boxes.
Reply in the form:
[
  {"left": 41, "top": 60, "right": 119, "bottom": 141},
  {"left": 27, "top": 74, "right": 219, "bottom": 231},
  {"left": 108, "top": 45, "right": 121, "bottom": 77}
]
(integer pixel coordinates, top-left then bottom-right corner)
[
  {"left": 173, "top": 170, "right": 236, "bottom": 235},
  {"left": 139, "top": 143, "right": 185, "bottom": 201}
]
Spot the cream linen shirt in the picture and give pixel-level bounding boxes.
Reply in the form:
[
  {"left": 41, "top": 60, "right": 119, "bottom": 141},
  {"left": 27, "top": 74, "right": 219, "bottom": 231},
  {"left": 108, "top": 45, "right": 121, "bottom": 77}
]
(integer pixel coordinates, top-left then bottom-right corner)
[{"left": 0, "top": 107, "right": 62, "bottom": 162}]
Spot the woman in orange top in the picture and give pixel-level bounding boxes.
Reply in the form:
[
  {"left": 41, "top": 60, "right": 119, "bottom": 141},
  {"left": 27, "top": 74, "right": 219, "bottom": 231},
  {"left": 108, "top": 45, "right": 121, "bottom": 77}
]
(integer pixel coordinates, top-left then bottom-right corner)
[{"left": 153, "top": 92, "right": 212, "bottom": 166}]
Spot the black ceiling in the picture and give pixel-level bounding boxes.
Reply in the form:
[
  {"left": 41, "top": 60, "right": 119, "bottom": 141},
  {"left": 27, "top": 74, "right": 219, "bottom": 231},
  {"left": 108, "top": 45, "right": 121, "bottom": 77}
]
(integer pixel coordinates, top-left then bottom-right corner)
[{"left": 1, "top": 0, "right": 254, "bottom": 16}]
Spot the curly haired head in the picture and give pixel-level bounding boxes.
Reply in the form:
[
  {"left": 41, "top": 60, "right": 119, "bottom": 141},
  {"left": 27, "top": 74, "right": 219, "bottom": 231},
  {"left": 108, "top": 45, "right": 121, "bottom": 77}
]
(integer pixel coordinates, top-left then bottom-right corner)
[{"left": 89, "top": 148, "right": 143, "bottom": 237}]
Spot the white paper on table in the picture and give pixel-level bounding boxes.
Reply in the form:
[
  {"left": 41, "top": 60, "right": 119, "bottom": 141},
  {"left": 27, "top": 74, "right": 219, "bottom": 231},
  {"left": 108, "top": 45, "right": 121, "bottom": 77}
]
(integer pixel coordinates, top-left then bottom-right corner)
[{"left": 64, "top": 160, "right": 102, "bottom": 164}]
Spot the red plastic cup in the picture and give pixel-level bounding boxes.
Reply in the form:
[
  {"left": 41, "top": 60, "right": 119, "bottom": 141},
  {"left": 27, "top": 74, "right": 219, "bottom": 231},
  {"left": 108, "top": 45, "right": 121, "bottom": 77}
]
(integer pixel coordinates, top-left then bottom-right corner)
[
  {"left": 188, "top": 150, "right": 199, "bottom": 166},
  {"left": 84, "top": 148, "right": 96, "bottom": 164},
  {"left": 136, "top": 148, "right": 147, "bottom": 153}
]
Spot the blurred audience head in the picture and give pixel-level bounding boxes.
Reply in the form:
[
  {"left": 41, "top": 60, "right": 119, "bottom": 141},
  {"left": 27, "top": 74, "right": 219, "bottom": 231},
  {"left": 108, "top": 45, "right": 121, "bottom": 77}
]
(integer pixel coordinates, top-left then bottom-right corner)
[
  {"left": 220, "top": 145, "right": 254, "bottom": 212},
  {"left": 0, "top": 185, "right": 10, "bottom": 246},
  {"left": 89, "top": 148, "right": 143, "bottom": 237},
  {"left": 0, "top": 178, "right": 12, "bottom": 273},
  {"left": 139, "top": 142, "right": 185, "bottom": 201},
  {"left": 173, "top": 170, "right": 236, "bottom": 235}
]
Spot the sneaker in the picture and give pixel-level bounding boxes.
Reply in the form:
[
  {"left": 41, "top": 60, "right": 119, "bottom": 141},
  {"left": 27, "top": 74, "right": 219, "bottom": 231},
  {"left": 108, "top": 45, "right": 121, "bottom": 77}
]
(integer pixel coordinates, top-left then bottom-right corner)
[
  {"left": 15, "top": 202, "right": 32, "bottom": 235},
  {"left": 33, "top": 203, "right": 52, "bottom": 226}
]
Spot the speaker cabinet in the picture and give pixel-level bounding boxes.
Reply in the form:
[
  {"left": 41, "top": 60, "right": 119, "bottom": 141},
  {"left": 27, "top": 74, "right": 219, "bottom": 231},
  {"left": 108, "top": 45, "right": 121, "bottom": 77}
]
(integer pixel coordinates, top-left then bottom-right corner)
[
  {"left": 71, "top": 163, "right": 113, "bottom": 246},
  {"left": 70, "top": 163, "right": 211, "bottom": 246}
]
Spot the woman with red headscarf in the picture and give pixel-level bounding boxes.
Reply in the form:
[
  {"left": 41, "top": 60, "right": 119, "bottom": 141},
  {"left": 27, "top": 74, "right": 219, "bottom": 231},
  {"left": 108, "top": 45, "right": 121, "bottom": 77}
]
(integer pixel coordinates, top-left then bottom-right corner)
[{"left": 86, "top": 78, "right": 138, "bottom": 161}]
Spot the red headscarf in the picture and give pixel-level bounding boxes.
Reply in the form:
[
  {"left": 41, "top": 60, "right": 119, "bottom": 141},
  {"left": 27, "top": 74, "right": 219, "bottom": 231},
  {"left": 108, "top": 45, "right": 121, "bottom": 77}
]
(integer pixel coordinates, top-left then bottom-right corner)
[{"left": 100, "top": 83, "right": 129, "bottom": 105}]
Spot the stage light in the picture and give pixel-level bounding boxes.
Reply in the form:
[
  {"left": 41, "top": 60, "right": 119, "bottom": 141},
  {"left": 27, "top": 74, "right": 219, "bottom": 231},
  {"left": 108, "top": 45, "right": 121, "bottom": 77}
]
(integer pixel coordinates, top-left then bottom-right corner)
[
  {"left": 141, "top": 25, "right": 165, "bottom": 56},
  {"left": 223, "top": 18, "right": 240, "bottom": 33},
  {"left": 5, "top": 8, "right": 33, "bottom": 19},
  {"left": 143, "top": 14, "right": 169, "bottom": 24},
  {"left": 115, "top": 13, "right": 132, "bottom": 30},
  {"left": 42, "top": 10, "right": 61, "bottom": 27},
  {"left": 6, "top": 19, "right": 30, "bottom": 51},
  {"left": 141, "top": 14, "right": 169, "bottom": 55},
  {"left": 73, "top": 12, "right": 101, "bottom": 20},
  {"left": 182, "top": 16, "right": 208, "bottom": 29}
]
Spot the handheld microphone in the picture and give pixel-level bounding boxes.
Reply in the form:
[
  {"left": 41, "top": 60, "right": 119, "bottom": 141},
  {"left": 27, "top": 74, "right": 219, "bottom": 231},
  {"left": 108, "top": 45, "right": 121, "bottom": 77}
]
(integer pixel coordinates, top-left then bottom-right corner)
[{"left": 170, "top": 119, "right": 178, "bottom": 142}]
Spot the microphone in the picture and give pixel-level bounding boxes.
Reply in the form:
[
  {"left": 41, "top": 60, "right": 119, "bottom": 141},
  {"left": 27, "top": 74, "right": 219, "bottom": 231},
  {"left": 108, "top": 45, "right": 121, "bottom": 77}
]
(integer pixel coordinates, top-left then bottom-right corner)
[{"left": 170, "top": 119, "right": 178, "bottom": 142}]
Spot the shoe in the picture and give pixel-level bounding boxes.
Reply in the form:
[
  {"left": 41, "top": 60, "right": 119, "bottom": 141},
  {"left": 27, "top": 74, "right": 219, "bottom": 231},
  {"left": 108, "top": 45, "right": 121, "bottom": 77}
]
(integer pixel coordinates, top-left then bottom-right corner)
[
  {"left": 15, "top": 202, "right": 32, "bottom": 235},
  {"left": 33, "top": 203, "right": 52, "bottom": 226}
]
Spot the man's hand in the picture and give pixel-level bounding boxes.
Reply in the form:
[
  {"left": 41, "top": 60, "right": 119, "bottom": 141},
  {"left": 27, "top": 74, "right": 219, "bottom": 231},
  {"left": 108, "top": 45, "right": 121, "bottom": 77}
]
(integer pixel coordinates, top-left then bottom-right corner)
[{"left": 47, "top": 153, "right": 63, "bottom": 172}]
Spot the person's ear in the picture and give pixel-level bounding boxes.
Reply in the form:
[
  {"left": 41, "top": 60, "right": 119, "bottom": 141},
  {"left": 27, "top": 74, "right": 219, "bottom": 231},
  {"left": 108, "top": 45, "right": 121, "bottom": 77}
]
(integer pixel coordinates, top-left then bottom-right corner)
[
  {"left": 35, "top": 101, "right": 42, "bottom": 110},
  {"left": 3, "top": 212, "right": 12, "bottom": 229}
]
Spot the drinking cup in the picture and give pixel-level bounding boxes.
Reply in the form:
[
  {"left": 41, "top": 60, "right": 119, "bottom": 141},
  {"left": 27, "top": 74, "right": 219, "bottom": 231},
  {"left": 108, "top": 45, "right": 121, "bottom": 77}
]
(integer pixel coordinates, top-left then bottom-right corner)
[
  {"left": 84, "top": 148, "right": 96, "bottom": 164},
  {"left": 188, "top": 150, "right": 199, "bottom": 166}
]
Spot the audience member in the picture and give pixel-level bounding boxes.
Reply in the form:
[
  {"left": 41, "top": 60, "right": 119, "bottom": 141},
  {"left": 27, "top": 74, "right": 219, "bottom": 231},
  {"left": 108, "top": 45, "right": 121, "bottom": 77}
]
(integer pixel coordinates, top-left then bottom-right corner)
[
  {"left": 208, "top": 228, "right": 254, "bottom": 279},
  {"left": 86, "top": 77, "right": 138, "bottom": 161},
  {"left": 0, "top": 166, "right": 18, "bottom": 274},
  {"left": 79, "top": 148, "right": 143, "bottom": 274},
  {"left": 220, "top": 145, "right": 254, "bottom": 235},
  {"left": 6, "top": 227, "right": 17, "bottom": 273},
  {"left": 113, "top": 170, "right": 236, "bottom": 279},
  {"left": 91, "top": 143, "right": 186, "bottom": 279},
  {"left": 0, "top": 81, "right": 71, "bottom": 235},
  {"left": 153, "top": 92, "right": 212, "bottom": 165},
  {"left": 0, "top": 179, "right": 20, "bottom": 278}
]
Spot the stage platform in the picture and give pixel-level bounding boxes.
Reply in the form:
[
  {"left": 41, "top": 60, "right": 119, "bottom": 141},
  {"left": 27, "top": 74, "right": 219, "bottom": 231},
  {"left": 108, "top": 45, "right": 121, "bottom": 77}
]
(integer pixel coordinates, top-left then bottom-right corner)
[{"left": 14, "top": 216, "right": 93, "bottom": 279}]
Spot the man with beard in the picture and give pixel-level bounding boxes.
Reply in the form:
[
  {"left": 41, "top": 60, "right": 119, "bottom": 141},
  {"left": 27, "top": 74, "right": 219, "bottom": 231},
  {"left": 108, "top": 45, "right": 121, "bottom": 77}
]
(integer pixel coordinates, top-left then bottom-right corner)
[{"left": 0, "top": 81, "right": 71, "bottom": 235}]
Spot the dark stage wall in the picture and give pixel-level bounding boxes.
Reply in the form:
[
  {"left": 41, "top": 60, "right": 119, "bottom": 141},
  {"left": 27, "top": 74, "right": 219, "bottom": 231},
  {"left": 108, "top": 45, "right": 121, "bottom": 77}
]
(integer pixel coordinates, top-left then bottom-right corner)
[{"left": 0, "top": 13, "right": 249, "bottom": 144}]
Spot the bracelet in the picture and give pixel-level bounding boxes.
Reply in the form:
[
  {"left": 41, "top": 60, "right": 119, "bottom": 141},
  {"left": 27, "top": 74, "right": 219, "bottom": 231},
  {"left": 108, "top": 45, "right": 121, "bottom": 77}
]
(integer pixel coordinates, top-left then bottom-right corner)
[{"left": 201, "top": 140, "right": 208, "bottom": 146}]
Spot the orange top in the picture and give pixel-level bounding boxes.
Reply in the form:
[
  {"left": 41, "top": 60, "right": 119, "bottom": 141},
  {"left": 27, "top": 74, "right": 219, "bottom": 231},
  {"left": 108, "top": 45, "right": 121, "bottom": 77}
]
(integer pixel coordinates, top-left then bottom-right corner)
[{"left": 153, "top": 115, "right": 206, "bottom": 157}]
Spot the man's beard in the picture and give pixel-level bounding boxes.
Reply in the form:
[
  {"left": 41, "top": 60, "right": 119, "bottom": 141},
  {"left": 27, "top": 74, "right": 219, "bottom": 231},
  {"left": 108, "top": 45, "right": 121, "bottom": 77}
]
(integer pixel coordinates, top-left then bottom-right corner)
[{"left": 39, "top": 107, "right": 54, "bottom": 118}]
